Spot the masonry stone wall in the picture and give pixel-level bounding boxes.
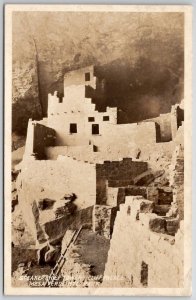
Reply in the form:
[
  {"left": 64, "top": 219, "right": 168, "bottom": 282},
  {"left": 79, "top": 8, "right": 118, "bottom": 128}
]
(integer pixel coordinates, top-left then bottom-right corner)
[
  {"left": 96, "top": 159, "right": 148, "bottom": 205},
  {"left": 46, "top": 70, "right": 156, "bottom": 149},
  {"left": 171, "top": 104, "right": 184, "bottom": 140},
  {"left": 44, "top": 123, "right": 157, "bottom": 163},
  {"left": 24, "top": 120, "right": 56, "bottom": 159},
  {"left": 24, "top": 64, "right": 159, "bottom": 161},
  {"left": 47, "top": 96, "right": 117, "bottom": 146},
  {"left": 107, "top": 186, "right": 148, "bottom": 207},
  {"left": 24, "top": 120, "right": 34, "bottom": 158},
  {"left": 24, "top": 67, "right": 184, "bottom": 164},
  {"left": 45, "top": 138, "right": 174, "bottom": 166},
  {"left": 169, "top": 145, "right": 184, "bottom": 220},
  {"left": 103, "top": 196, "right": 184, "bottom": 288},
  {"left": 91, "top": 122, "right": 156, "bottom": 152},
  {"left": 33, "top": 123, "right": 56, "bottom": 159},
  {"left": 92, "top": 205, "right": 113, "bottom": 239},
  {"left": 143, "top": 102, "right": 184, "bottom": 143},
  {"left": 144, "top": 113, "right": 172, "bottom": 142},
  {"left": 174, "top": 122, "right": 184, "bottom": 146},
  {"left": 45, "top": 145, "right": 94, "bottom": 160},
  {"left": 142, "top": 141, "right": 175, "bottom": 171}
]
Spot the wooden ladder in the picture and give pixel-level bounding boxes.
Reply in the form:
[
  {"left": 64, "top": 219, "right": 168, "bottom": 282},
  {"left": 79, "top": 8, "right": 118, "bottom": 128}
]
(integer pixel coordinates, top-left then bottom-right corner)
[{"left": 45, "top": 225, "right": 83, "bottom": 287}]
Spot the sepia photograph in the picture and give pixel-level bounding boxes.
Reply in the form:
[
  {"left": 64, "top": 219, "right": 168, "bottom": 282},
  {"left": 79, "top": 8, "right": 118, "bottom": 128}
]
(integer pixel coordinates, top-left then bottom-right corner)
[{"left": 4, "top": 4, "right": 192, "bottom": 296}]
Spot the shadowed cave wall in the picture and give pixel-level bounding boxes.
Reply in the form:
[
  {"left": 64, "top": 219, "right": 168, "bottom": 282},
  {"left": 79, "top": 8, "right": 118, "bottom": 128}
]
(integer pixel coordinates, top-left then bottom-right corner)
[{"left": 12, "top": 11, "right": 184, "bottom": 140}]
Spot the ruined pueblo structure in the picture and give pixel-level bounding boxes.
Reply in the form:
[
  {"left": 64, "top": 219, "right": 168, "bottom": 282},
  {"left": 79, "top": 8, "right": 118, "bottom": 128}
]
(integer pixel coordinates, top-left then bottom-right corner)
[{"left": 11, "top": 64, "right": 184, "bottom": 288}]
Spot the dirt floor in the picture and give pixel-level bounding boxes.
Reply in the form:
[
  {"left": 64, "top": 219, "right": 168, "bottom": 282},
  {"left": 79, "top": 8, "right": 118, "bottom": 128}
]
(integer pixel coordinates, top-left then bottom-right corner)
[
  {"left": 74, "top": 229, "right": 110, "bottom": 276},
  {"left": 58, "top": 228, "right": 110, "bottom": 287}
]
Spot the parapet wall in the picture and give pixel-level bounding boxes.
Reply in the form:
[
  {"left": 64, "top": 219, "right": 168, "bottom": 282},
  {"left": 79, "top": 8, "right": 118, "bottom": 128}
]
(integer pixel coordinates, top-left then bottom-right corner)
[
  {"left": 45, "top": 145, "right": 94, "bottom": 160},
  {"left": 103, "top": 196, "right": 184, "bottom": 288},
  {"left": 45, "top": 136, "right": 174, "bottom": 165}
]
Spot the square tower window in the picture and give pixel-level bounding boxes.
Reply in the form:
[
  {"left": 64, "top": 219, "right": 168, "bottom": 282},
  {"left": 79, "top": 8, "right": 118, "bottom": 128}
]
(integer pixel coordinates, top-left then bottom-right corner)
[
  {"left": 70, "top": 123, "right": 77, "bottom": 134},
  {"left": 103, "top": 116, "right": 109, "bottom": 121},
  {"left": 92, "top": 124, "right": 99, "bottom": 135},
  {"left": 85, "top": 72, "right": 90, "bottom": 81},
  {"left": 88, "top": 117, "right": 95, "bottom": 122}
]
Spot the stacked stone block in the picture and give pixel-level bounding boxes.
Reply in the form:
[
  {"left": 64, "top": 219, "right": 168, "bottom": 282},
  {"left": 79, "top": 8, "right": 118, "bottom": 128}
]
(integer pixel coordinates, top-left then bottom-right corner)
[{"left": 103, "top": 196, "right": 184, "bottom": 288}]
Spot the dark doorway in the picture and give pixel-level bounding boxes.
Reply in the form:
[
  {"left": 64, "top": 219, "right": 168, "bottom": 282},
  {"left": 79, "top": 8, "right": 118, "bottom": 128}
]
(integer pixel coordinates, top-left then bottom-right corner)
[
  {"left": 70, "top": 123, "right": 77, "bottom": 134},
  {"left": 177, "top": 106, "right": 184, "bottom": 128},
  {"left": 92, "top": 124, "right": 99, "bottom": 135},
  {"left": 85, "top": 72, "right": 90, "bottom": 81},
  {"left": 141, "top": 261, "right": 148, "bottom": 287}
]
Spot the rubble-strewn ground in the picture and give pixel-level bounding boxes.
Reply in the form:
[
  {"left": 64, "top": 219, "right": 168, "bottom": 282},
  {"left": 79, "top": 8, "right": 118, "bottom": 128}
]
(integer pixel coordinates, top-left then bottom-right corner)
[{"left": 60, "top": 229, "right": 110, "bottom": 287}]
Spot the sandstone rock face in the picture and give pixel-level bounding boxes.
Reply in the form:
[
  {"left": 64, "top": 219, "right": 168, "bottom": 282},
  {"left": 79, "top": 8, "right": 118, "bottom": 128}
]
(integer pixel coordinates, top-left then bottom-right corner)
[
  {"left": 12, "top": 205, "right": 36, "bottom": 248},
  {"left": 11, "top": 167, "right": 36, "bottom": 247},
  {"left": 12, "top": 16, "right": 42, "bottom": 136},
  {"left": 12, "top": 12, "right": 184, "bottom": 137}
]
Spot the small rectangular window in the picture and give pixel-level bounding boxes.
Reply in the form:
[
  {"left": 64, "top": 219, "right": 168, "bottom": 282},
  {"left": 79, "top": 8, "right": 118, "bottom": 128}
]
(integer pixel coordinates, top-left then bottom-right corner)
[
  {"left": 88, "top": 117, "right": 95, "bottom": 122},
  {"left": 92, "top": 124, "right": 99, "bottom": 135},
  {"left": 70, "top": 123, "right": 77, "bottom": 134},
  {"left": 85, "top": 72, "right": 90, "bottom": 81},
  {"left": 103, "top": 116, "right": 109, "bottom": 121}
]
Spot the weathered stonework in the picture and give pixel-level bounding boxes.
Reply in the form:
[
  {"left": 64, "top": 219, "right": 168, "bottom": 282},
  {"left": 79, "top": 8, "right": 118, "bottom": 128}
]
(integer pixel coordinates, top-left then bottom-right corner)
[
  {"left": 92, "top": 205, "right": 113, "bottom": 239},
  {"left": 103, "top": 196, "right": 184, "bottom": 288},
  {"left": 13, "top": 65, "right": 184, "bottom": 288},
  {"left": 168, "top": 144, "right": 184, "bottom": 219}
]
